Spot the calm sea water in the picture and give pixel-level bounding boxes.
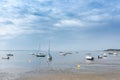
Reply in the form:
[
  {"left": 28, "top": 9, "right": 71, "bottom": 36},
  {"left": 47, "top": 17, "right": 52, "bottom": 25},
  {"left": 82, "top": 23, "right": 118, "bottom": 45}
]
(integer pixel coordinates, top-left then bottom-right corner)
[{"left": 0, "top": 50, "right": 120, "bottom": 79}]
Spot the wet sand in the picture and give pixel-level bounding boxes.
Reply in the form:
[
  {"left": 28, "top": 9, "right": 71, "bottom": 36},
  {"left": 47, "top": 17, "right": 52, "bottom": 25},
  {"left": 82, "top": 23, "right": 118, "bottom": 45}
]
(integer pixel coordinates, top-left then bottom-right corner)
[{"left": 18, "top": 71, "right": 120, "bottom": 80}]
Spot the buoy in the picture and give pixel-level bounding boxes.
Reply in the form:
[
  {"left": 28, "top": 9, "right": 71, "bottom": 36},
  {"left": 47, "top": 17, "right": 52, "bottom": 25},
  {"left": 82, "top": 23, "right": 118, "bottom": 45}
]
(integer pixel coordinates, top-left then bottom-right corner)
[{"left": 76, "top": 64, "right": 80, "bottom": 69}]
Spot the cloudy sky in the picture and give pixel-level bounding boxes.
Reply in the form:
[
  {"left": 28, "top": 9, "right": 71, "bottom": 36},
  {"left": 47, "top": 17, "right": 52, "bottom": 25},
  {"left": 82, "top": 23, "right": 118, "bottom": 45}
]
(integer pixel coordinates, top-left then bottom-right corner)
[{"left": 0, "top": 0, "right": 120, "bottom": 51}]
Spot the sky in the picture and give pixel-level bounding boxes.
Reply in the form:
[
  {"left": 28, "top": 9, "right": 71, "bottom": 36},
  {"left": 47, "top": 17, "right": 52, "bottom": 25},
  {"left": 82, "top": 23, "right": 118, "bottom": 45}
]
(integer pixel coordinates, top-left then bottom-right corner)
[{"left": 0, "top": 0, "right": 120, "bottom": 51}]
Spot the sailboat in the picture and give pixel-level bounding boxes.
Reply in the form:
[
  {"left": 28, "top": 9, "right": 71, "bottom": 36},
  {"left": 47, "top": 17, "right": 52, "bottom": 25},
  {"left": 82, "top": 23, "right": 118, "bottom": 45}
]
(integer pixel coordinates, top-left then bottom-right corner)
[
  {"left": 7, "top": 50, "right": 14, "bottom": 56},
  {"left": 36, "top": 44, "right": 46, "bottom": 57},
  {"left": 47, "top": 41, "right": 52, "bottom": 61}
]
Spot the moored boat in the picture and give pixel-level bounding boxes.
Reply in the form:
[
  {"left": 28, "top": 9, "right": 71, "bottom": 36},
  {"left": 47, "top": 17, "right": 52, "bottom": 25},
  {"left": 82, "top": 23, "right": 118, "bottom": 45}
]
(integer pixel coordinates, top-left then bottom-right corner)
[
  {"left": 2, "top": 56, "right": 10, "bottom": 59},
  {"left": 7, "top": 54, "right": 13, "bottom": 56},
  {"left": 36, "top": 53, "right": 46, "bottom": 57},
  {"left": 47, "top": 41, "right": 52, "bottom": 61},
  {"left": 85, "top": 55, "right": 94, "bottom": 60}
]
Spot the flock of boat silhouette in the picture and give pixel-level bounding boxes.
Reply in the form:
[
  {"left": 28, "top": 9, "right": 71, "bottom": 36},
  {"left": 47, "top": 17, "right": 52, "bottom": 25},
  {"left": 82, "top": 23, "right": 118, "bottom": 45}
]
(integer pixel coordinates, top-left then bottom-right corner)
[
  {"left": 1, "top": 51, "right": 118, "bottom": 62},
  {"left": 2, "top": 53, "right": 13, "bottom": 59},
  {"left": 85, "top": 52, "right": 118, "bottom": 60},
  {"left": 1, "top": 41, "right": 118, "bottom": 62},
  {"left": 59, "top": 51, "right": 118, "bottom": 61},
  {"left": 1, "top": 41, "right": 52, "bottom": 61}
]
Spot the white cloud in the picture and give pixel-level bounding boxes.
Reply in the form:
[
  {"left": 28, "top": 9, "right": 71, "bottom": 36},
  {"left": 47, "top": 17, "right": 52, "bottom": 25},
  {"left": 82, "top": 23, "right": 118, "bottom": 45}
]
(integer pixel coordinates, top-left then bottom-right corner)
[
  {"left": 0, "top": 14, "right": 45, "bottom": 39},
  {"left": 0, "top": 0, "right": 119, "bottom": 39},
  {"left": 54, "top": 15, "right": 109, "bottom": 29},
  {"left": 85, "top": 15, "right": 105, "bottom": 22},
  {"left": 0, "top": 25, "right": 23, "bottom": 39},
  {"left": 54, "top": 19, "right": 85, "bottom": 27},
  {"left": 0, "top": 24, "right": 46, "bottom": 39},
  {"left": 83, "top": 14, "right": 112, "bottom": 24},
  {"left": 37, "top": 0, "right": 51, "bottom": 2}
]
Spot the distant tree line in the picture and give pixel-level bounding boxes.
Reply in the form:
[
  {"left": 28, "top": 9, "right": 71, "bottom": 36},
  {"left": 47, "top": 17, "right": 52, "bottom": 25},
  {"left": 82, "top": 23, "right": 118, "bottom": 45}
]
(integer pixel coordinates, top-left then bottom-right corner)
[{"left": 104, "top": 49, "right": 120, "bottom": 51}]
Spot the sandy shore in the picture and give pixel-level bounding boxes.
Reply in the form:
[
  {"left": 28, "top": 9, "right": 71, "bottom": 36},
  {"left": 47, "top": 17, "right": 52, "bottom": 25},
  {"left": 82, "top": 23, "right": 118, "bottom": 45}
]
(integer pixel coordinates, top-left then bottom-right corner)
[{"left": 17, "top": 71, "right": 120, "bottom": 80}]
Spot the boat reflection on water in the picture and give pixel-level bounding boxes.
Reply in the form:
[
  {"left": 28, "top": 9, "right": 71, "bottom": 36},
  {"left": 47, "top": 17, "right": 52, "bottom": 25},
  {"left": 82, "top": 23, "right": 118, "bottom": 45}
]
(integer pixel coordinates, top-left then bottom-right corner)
[{"left": 85, "top": 59, "right": 94, "bottom": 63}]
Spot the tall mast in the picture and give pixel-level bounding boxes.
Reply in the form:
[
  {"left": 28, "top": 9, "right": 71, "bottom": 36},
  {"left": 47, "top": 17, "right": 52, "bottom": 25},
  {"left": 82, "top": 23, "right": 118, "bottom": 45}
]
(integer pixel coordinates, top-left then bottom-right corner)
[
  {"left": 48, "top": 41, "right": 50, "bottom": 56},
  {"left": 37, "top": 43, "right": 41, "bottom": 54}
]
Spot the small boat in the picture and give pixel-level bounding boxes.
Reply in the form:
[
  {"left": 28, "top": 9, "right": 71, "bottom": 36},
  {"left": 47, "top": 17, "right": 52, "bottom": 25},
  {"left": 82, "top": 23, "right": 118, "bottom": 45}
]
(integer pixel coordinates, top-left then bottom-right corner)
[
  {"left": 60, "top": 52, "right": 67, "bottom": 56},
  {"left": 60, "top": 52, "right": 72, "bottom": 56},
  {"left": 103, "top": 53, "right": 107, "bottom": 57},
  {"left": 98, "top": 55, "right": 103, "bottom": 59},
  {"left": 2, "top": 56, "right": 10, "bottom": 59},
  {"left": 47, "top": 55, "right": 52, "bottom": 61},
  {"left": 7, "top": 54, "right": 13, "bottom": 56},
  {"left": 108, "top": 52, "right": 114, "bottom": 55},
  {"left": 36, "top": 53, "right": 46, "bottom": 57},
  {"left": 108, "top": 52, "right": 118, "bottom": 56},
  {"left": 59, "top": 51, "right": 64, "bottom": 53},
  {"left": 47, "top": 41, "right": 52, "bottom": 61},
  {"left": 35, "top": 44, "right": 46, "bottom": 57},
  {"left": 113, "top": 52, "right": 118, "bottom": 55},
  {"left": 85, "top": 55, "right": 94, "bottom": 60},
  {"left": 65, "top": 52, "right": 72, "bottom": 54}
]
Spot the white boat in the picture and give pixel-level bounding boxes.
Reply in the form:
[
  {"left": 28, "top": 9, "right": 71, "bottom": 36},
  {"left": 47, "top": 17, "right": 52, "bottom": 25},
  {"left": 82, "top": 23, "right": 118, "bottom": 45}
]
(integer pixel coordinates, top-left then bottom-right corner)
[
  {"left": 98, "top": 55, "right": 103, "bottom": 59},
  {"left": 113, "top": 52, "right": 118, "bottom": 55},
  {"left": 47, "top": 54, "right": 52, "bottom": 61},
  {"left": 108, "top": 52, "right": 118, "bottom": 55},
  {"left": 47, "top": 41, "right": 52, "bottom": 61},
  {"left": 2, "top": 56, "right": 10, "bottom": 59},
  {"left": 85, "top": 55, "right": 94, "bottom": 60},
  {"left": 60, "top": 52, "right": 67, "bottom": 56},
  {"left": 36, "top": 53, "right": 46, "bottom": 57},
  {"left": 60, "top": 52, "right": 72, "bottom": 56},
  {"left": 103, "top": 53, "right": 107, "bottom": 57}
]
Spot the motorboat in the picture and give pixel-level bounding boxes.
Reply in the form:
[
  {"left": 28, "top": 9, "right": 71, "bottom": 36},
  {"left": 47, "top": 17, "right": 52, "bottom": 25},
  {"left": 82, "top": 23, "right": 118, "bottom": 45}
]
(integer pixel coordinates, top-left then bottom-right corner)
[
  {"left": 2, "top": 56, "right": 10, "bottom": 59},
  {"left": 103, "top": 53, "right": 107, "bottom": 57},
  {"left": 85, "top": 55, "right": 94, "bottom": 60},
  {"left": 113, "top": 52, "right": 118, "bottom": 55},
  {"left": 36, "top": 53, "right": 46, "bottom": 57}
]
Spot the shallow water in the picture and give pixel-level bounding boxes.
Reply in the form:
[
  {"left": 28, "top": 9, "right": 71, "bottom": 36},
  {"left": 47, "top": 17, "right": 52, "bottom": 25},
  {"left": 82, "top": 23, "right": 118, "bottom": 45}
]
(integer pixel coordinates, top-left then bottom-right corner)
[{"left": 0, "top": 50, "right": 120, "bottom": 79}]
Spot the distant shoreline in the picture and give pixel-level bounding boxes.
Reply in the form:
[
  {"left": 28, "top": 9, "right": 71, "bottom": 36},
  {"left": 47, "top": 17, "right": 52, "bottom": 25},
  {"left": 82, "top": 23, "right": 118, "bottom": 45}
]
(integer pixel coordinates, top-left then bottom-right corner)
[{"left": 104, "top": 49, "right": 120, "bottom": 51}]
